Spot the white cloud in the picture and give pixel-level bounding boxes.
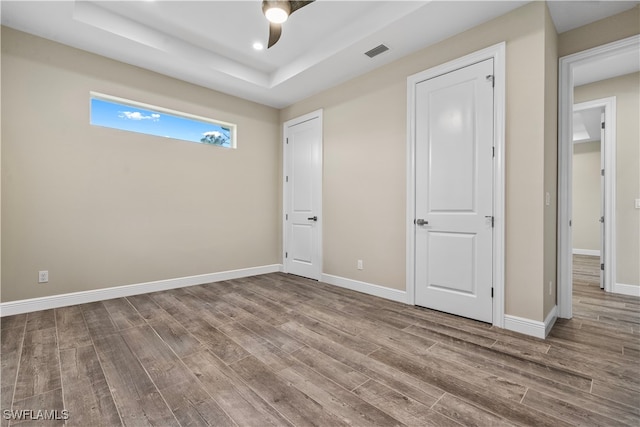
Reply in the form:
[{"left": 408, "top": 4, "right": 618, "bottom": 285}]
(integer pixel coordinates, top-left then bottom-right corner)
[
  {"left": 119, "top": 111, "right": 160, "bottom": 121},
  {"left": 202, "top": 131, "right": 222, "bottom": 138}
]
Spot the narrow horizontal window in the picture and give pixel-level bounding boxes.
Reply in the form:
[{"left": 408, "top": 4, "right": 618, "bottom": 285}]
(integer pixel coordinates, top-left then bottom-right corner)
[{"left": 90, "top": 92, "right": 236, "bottom": 148}]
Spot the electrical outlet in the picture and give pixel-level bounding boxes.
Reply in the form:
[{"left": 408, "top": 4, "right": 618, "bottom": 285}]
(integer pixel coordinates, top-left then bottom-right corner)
[
  {"left": 39, "top": 270, "right": 49, "bottom": 283},
  {"left": 357, "top": 260, "right": 363, "bottom": 270}
]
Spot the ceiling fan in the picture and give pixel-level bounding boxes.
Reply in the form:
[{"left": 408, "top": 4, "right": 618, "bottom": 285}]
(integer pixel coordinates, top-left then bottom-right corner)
[{"left": 262, "top": 1, "right": 314, "bottom": 48}]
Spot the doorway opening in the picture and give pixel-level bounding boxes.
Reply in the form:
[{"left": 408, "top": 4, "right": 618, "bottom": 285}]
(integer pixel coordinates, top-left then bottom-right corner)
[
  {"left": 558, "top": 35, "right": 639, "bottom": 318},
  {"left": 572, "top": 98, "right": 615, "bottom": 294}
]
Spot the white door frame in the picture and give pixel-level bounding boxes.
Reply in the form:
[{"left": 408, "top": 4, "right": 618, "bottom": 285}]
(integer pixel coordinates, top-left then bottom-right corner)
[
  {"left": 572, "top": 98, "right": 616, "bottom": 293},
  {"left": 406, "top": 42, "right": 506, "bottom": 327},
  {"left": 282, "top": 109, "right": 323, "bottom": 280},
  {"left": 557, "top": 36, "right": 638, "bottom": 318}
]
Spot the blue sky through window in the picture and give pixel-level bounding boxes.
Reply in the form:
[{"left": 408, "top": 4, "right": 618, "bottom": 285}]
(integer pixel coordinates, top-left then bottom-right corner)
[{"left": 90, "top": 97, "right": 233, "bottom": 148}]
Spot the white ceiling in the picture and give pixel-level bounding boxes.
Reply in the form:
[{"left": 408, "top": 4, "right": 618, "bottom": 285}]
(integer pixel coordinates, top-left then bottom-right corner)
[
  {"left": 2, "top": 1, "right": 638, "bottom": 108},
  {"left": 547, "top": 0, "right": 638, "bottom": 33},
  {"left": 573, "top": 106, "right": 603, "bottom": 143},
  {"left": 573, "top": 47, "right": 640, "bottom": 86}
]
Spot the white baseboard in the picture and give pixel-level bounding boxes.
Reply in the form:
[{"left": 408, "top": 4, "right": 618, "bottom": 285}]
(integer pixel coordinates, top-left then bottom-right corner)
[
  {"left": 320, "top": 274, "right": 407, "bottom": 304},
  {"left": 613, "top": 282, "right": 640, "bottom": 297},
  {"left": 0, "top": 264, "right": 283, "bottom": 317},
  {"left": 572, "top": 248, "right": 600, "bottom": 256},
  {"left": 319, "top": 274, "right": 562, "bottom": 340},
  {"left": 504, "top": 305, "right": 557, "bottom": 339}
]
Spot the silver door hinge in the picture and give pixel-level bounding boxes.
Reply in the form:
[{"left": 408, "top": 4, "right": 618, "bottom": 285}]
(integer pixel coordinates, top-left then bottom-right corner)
[
  {"left": 491, "top": 287, "right": 494, "bottom": 298},
  {"left": 485, "top": 216, "right": 494, "bottom": 227},
  {"left": 601, "top": 122, "right": 605, "bottom": 129},
  {"left": 601, "top": 169, "right": 604, "bottom": 176},
  {"left": 286, "top": 252, "right": 288, "bottom": 259},
  {"left": 286, "top": 138, "right": 289, "bottom": 144},
  {"left": 285, "top": 214, "right": 288, "bottom": 220},
  {"left": 492, "top": 147, "right": 495, "bottom": 157},
  {"left": 286, "top": 176, "right": 289, "bottom": 183},
  {"left": 601, "top": 263, "right": 604, "bottom": 271},
  {"left": 486, "top": 75, "right": 494, "bottom": 87}
]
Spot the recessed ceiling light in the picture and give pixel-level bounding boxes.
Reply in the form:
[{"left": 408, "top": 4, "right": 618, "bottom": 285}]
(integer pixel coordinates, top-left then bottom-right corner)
[{"left": 253, "top": 42, "right": 264, "bottom": 51}]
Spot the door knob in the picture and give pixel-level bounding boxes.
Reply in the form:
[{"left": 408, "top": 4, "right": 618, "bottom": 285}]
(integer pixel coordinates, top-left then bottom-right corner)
[
  {"left": 307, "top": 216, "right": 318, "bottom": 221},
  {"left": 415, "top": 219, "right": 428, "bottom": 226}
]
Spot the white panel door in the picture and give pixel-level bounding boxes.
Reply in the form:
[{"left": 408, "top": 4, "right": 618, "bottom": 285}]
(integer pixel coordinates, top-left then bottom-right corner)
[
  {"left": 415, "top": 59, "right": 494, "bottom": 323},
  {"left": 284, "top": 112, "right": 322, "bottom": 280}
]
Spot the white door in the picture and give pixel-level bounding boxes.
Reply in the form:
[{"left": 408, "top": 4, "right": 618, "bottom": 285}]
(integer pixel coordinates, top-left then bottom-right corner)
[
  {"left": 284, "top": 111, "right": 323, "bottom": 280},
  {"left": 414, "top": 59, "right": 494, "bottom": 323}
]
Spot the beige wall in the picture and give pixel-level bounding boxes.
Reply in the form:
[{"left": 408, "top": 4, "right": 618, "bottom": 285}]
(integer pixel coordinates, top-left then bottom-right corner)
[
  {"left": 0, "top": 26, "right": 2, "bottom": 298},
  {"left": 281, "top": 2, "right": 555, "bottom": 321},
  {"left": 572, "top": 141, "right": 602, "bottom": 252},
  {"left": 0, "top": 27, "right": 3, "bottom": 302},
  {"left": 543, "top": 3, "right": 559, "bottom": 318},
  {"left": 558, "top": 5, "right": 640, "bottom": 57},
  {"left": 575, "top": 73, "right": 640, "bottom": 287},
  {"left": 1, "top": 27, "right": 281, "bottom": 302},
  {"left": 4, "top": 3, "right": 634, "bottom": 322}
]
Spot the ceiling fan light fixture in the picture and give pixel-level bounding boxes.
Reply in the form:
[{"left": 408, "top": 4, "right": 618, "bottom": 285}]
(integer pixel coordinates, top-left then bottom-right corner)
[
  {"left": 262, "top": 0, "right": 313, "bottom": 48},
  {"left": 263, "top": 1, "right": 290, "bottom": 24}
]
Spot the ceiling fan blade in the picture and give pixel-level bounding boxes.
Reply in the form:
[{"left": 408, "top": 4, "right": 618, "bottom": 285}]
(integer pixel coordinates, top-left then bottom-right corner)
[
  {"left": 264, "top": 0, "right": 313, "bottom": 48},
  {"left": 268, "top": 22, "right": 282, "bottom": 48},
  {"left": 289, "top": 0, "right": 314, "bottom": 15}
]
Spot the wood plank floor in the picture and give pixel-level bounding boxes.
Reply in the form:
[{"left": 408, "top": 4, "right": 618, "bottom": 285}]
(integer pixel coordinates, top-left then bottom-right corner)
[{"left": 1, "top": 257, "right": 638, "bottom": 426}]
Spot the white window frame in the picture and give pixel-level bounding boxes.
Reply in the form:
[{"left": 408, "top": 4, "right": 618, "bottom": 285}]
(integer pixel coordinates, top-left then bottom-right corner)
[{"left": 90, "top": 92, "right": 237, "bottom": 148}]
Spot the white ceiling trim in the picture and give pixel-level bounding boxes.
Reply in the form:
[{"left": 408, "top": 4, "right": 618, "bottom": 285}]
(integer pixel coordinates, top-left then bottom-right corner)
[
  {"left": 74, "top": 1, "right": 427, "bottom": 90},
  {"left": 74, "top": 2, "right": 270, "bottom": 86}
]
